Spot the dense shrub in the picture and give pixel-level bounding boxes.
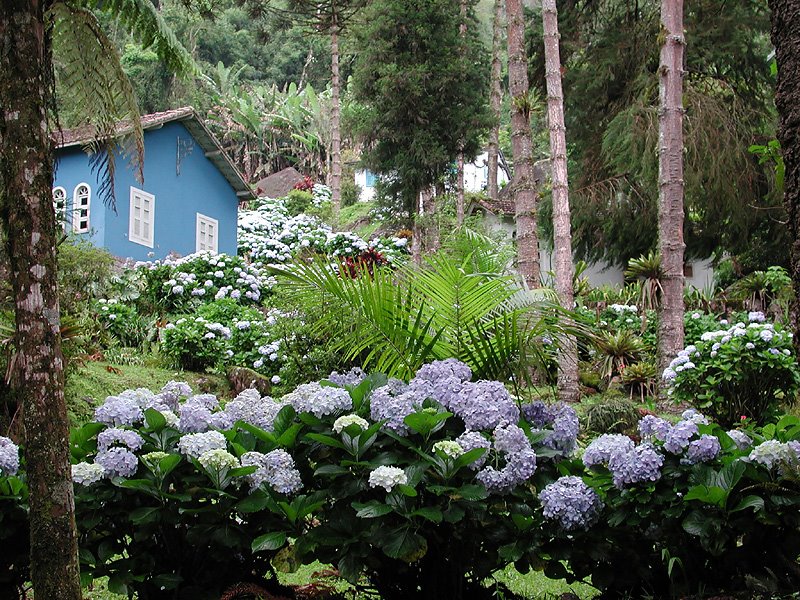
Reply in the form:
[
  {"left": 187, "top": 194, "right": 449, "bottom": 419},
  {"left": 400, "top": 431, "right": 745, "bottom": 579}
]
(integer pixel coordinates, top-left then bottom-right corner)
[
  {"left": 284, "top": 189, "right": 314, "bottom": 216},
  {"left": 57, "top": 237, "right": 116, "bottom": 318},
  {"left": 664, "top": 313, "right": 800, "bottom": 425}
]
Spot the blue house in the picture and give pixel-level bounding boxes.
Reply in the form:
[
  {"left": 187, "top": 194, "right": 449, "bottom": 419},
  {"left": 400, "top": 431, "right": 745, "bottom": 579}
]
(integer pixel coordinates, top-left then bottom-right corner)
[{"left": 53, "top": 107, "right": 253, "bottom": 261}]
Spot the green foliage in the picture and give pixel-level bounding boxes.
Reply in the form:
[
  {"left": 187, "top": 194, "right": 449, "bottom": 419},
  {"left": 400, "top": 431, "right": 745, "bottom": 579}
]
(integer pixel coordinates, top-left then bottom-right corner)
[
  {"left": 350, "top": 0, "right": 492, "bottom": 207},
  {"left": 340, "top": 177, "right": 361, "bottom": 208},
  {"left": 276, "top": 253, "right": 567, "bottom": 389},
  {"left": 284, "top": 189, "right": 315, "bottom": 216},
  {"left": 580, "top": 391, "right": 642, "bottom": 435},
  {"left": 57, "top": 237, "right": 116, "bottom": 318},
  {"left": 666, "top": 321, "right": 800, "bottom": 426}
]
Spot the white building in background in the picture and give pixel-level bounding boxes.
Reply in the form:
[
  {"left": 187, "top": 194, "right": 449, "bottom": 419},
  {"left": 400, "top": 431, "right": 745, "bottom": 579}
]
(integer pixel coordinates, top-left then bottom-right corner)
[{"left": 354, "top": 150, "right": 510, "bottom": 202}]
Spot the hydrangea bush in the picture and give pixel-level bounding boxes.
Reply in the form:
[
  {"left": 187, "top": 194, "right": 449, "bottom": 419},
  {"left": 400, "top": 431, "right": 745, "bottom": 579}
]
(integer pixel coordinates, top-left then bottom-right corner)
[{"left": 663, "top": 315, "right": 800, "bottom": 425}]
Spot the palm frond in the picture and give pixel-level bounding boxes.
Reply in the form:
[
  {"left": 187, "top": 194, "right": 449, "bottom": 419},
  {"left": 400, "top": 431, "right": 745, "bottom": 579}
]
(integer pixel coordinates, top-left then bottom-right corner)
[{"left": 50, "top": 2, "right": 145, "bottom": 205}]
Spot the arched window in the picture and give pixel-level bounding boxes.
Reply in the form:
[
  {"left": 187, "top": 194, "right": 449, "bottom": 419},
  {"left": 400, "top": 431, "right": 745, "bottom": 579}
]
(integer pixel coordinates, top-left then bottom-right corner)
[
  {"left": 72, "top": 183, "right": 91, "bottom": 233},
  {"left": 52, "top": 186, "right": 66, "bottom": 229}
]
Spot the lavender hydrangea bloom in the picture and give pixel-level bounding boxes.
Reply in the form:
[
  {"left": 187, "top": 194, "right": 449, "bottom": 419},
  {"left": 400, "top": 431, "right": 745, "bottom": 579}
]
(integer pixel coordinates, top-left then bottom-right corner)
[
  {"left": 582, "top": 434, "right": 635, "bottom": 468},
  {"left": 414, "top": 359, "right": 472, "bottom": 384},
  {"left": 327, "top": 367, "right": 367, "bottom": 387},
  {"left": 475, "top": 423, "right": 537, "bottom": 494},
  {"left": 241, "top": 449, "right": 303, "bottom": 494},
  {"left": 683, "top": 434, "right": 721, "bottom": 465},
  {"left": 0, "top": 436, "right": 20, "bottom": 476},
  {"left": 95, "top": 447, "right": 138, "bottom": 478},
  {"left": 522, "top": 402, "right": 579, "bottom": 455},
  {"left": 407, "top": 376, "right": 465, "bottom": 410},
  {"left": 369, "top": 380, "right": 425, "bottom": 435},
  {"left": 177, "top": 430, "right": 227, "bottom": 458},
  {"left": 223, "top": 394, "right": 289, "bottom": 431},
  {"left": 178, "top": 399, "right": 215, "bottom": 433},
  {"left": 95, "top": 396, "right": 144, "bottom": 427},
  {"left": 119, "top": 388, "right": 157, "bottom": 408},
  {"left": 97, "top": 428, "right": 145, "bottom": 453},
  {"left": 663, "top": 420, "right": 699, "bottom": 454},
  {"left": 157, "top": 381, "right": 192, "bottom": 410},
  {"left": 285, "top": 382, "right": 352, "bottom": 417},
  {"left": 540, "top": 476, "right": 604, "bottom": 531},
  {"left": 493, "top": 423, "right": 530, "bottom": 454},
  {"left": 608, "top": 444, "right": 664, "bottom": 488},
  {"left": 726, "top": 429, "right": 753, "bottom": 450},
  {"left": 748, "top": 440, "right": 796, "bottom": 469},
  {"left": 455, "top": 430, "right": 491, "bottom": 469},
  {"left": 451, "top": 381, "right": 519, "bottom": 431},
  {"left": 638, "top": 416, "right": 671, "bottom": 441},
  {"left": 681, "top": 409, "right": 709, "bottom": 425}
]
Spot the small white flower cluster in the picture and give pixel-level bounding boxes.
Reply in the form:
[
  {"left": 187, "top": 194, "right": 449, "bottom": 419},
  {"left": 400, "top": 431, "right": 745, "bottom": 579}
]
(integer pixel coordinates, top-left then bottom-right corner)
[
  {"left": 283, "top": 382, "right": 353, "bottom": 418},
  {"left": 368, "top": 465, "right": 407, "bottom": 492},
  {"left": 433, "top": 440, "right": 464, "bottom": 458},
  {"left": 333, "top": 414, "right": 369, "bottom": 434},
  {"left": 198, "top": 448, "right": 240, "bottom": 472},
  {"left": 177, "top": 430, "right": 227, "bottom": 459},
  {"left": 609, "top": 304, "right": 638, "bottom": 314}
]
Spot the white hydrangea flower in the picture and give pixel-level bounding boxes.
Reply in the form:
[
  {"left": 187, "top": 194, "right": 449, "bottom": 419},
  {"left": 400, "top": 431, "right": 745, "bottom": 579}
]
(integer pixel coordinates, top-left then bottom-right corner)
[
  {"left": 72, "top": 462, "right": 106, "bottom": 486},
  {"left": 368, "top": 466, "right": 407, "bottom": 492},
  {"left": 433, "top": 440, "right": 464, "bottom": 458},
  {"left": 198, "top": 448, "right": 240, "bottom": 472},
  {"left": 333, "top": 414, "right": 370, "bottom": 434}
]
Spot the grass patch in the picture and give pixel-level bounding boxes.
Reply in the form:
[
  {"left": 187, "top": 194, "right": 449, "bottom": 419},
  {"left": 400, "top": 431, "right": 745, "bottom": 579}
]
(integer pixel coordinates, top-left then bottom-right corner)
[
  {"left": 338, "top": 202, "right": 375, "bottom": 230},
  {"left": 65, "top": 360, "right": 231, "bottom": 426}
]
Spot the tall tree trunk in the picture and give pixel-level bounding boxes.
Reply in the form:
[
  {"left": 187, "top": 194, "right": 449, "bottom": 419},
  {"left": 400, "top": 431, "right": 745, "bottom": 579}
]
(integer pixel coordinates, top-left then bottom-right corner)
[
  {"left": 507, "top": 0, "right": 540, "bottom": 288},
  {"left": 330, "top": 23, "right": 342, "bottom": 217},
  {"left": 412, "top": 191, "right": 423, "bottom": 266},
  {"left": 542, "top": 0, "right": 579, "bottom": 403},
  {"left": 769, "top": 0, "right": 800, "bottom": 353},
  {"left": 455, "top": 0, "right": 468, "bottom": 226},
  {"left": 656, "top": 0, "right": 686, "bottom": 373},
  {"left": 0, "top": 2, "right": 82, "bottom": 599},
  {"left": 487, "top": 0, "right": 504, "bottom": 201}
]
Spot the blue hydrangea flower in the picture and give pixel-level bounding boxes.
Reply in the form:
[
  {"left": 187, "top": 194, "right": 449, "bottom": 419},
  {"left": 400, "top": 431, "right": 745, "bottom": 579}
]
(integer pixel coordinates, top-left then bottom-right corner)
[
  {"left": 95, "top": 447, "right": 138, "bottom": 478},
  {"left": 726, "top": 429, "right": 753, "bottom": 450},
  {"left": 97, "top": 428, "right": 144, "bottom": 453},
  {"left": 539, "top": 476, "right": 604, "bottom": 531},
  {"left": 223, "top": 392, "right": 289, "bottom": 431},
  {"left": 0, "top": 436, "right": 20, "bottom": 476},
  {"left": 241, "top": 449, "right": 303, "bottom": 494},
  {"left": 683, "top": 434, "right": 721, "bottom": 465},
  {"left": 608, "top": 444, "right": 664, "bottom": 488},
  {"left": 95, "top": 395, "right": 143, "bottom": 427},
  {"left": 157, "top": 381, "right": 192, "bottom": 410},
  {"left": 638, "top": 415, "right": 671, "bottom": 441},
  {"left": 414, "top": 359, "right": 472, "bottom": 384},
  {"left": 369, "top": 380, "right": 425, "bottom": 435},
  {"left": 178, "top": 399, "right": 215, "bottom": 433},
  {"left": 582, "top": 434, "right": 634, "bottom": 468},
  {"left": 284, "top": 382, "right": 352, "bottom": 418},
  {"left": 177, "top": 431, "right": 227, "bottom": 458},
  {"left": 455, "top": 430, "right": 491, "bottom": 469},
  {"left": 328, "top": 367, "right": 367, "bottom": 387},
  {"left": 681, "top": 409, "right": 709, "bottom": 425},
  {"left": 475, "top": 423, "right": 537, "bottom": 494},
  {"left": 663, "top": 420, "right": 699, "bottom": 454},
  {"left": 451, "top": 381, "right": 519, "bottom": 431},
  {"left": 522, "top": 401, "right": 579, "bottom": 456}
]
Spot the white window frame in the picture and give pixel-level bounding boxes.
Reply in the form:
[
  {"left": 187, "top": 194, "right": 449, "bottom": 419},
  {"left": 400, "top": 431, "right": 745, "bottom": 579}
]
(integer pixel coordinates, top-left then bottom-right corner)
[
  {"left": 52, "top": 186, "right": 67, "bottom": 230},
  {"left": 129, "top": 187, "right": 155, "bottom": 248},
  {"left": 196, "top": 213, "right": 219, "bottom": 254},
  {"left": 72, "top": 183, "right": 91, "bottom": 233}
]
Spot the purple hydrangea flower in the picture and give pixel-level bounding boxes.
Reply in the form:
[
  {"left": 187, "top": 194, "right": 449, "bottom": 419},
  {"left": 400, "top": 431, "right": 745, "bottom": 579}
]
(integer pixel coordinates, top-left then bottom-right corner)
[
  {"left": 177, "top": 431, "right": 226, "bottom": 458},
  {"left": 663, "top": 420, "right": 699, "bottom": 454},
  {"left": 683, "top": 434, "right": 721, "bottom": 465},
  {"left": 0, "top": 437, "right": 20, "bottom": 476},
  {"left": 638, "top": 416, "right": 671, "bottom": 441},
  {"left": 475, "top": 423, "right": 537, "bottom": 494},
  {"left": 455, "top": 430, "right": 491, "bottom": 469},
  {"left": 451, "top": 381, "right": 519, "bottom": 431},
  {"left": 223, "top": 393, "right": 289, "bottom": 431},
  {"left": 726, "top": 429, "right": 753, "bottom": 450},
  {"left": 327, "top": 367, "right": 367, "bottom": 387},
  {"left": 95, "top": 396, "right": 144, "bottom": 427},
  {"left": 97, "top": 428, "right": 145, "bottom": 453},
  {"left": 285, "top": 382, "right": 352, "bottom": 417},
  {"left": 539, "top": 476, "right": 604, "bottom": 531},
  {"left": 95, "top": 447, "right": 138, "bottom": 478},
  {"left": 681, "top": 409, "right": 709, "bottom": 425},
  {"left": 608, "top": 444, "right": 664, "bottom": 488},
  {"left": 582, "top": 434, "right": 635, "bottom": 468},
  {"left": 522, "top": 401, "right": 579, "bottom": 456},
  {"left": 178, "top": 399, "right": 215, "bottom": 433},
  {"left": 241, "top": 449, "right": 302, "bottom": 494},
  {"left": 369, "top": 380, "right": 425, "bottom": 435},
  {"left": 157, "top": 381, "right": 192, "bottom": 411},
  {"left": 414, "top": 359, "right": 472, "bottom": 384}
]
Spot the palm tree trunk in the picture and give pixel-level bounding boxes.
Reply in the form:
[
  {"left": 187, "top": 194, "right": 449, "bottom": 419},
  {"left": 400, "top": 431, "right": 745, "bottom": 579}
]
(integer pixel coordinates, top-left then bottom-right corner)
[
  {"left": 507, "top": 0, "right": 540, "bottom": 288},
  {"left": 487, "top": 0, "right": 504, "bottom": 201},
  {"left": 542, "top": 0, "right": 579, "bottom": 403},
  {"left": 456, "top": 0, "right": 468, "bottom": 226},
  {"left": 769, "top": 0, "right": 800, "bottom": 353},
  {"left": 330, "top": 23, "right": 342, "bottom": 217},
  {"left": 656, "top": 0, "right": 686, "bottom": 373},
  {"left": 0, "top": 2, "right": 82, "bottom": 599}
]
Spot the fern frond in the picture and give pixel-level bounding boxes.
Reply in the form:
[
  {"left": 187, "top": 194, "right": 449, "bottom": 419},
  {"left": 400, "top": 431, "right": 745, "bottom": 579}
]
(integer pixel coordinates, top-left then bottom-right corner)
[
  {"left": 75, "top": 0, "right": 196, "bottom": 76},
  {"left": 50, "top": 2, "right": 145, "bottom": 206}
]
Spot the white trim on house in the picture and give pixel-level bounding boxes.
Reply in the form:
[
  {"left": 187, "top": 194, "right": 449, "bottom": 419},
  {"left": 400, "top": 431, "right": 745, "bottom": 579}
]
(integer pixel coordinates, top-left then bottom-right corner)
[
  {"left": 129, "top": 187, "right": 155, "bottom": 248},
  {"left": 196, "top": 213, "right": 218, "bottom": 254},
  {"left": 52, "top": 186, "right": 67, "bottom": 229},
  {"left": 72, "top": 183, "right": 91, "bottom": 233}
]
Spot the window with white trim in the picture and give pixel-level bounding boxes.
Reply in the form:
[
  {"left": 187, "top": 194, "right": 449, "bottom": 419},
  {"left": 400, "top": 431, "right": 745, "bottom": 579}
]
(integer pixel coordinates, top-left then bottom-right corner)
[
  {"left": 129, "top": 187, "right": 155, "bottom": 248},
  {"left": 72, "top": 183, "right": 91, "bottom": 233},
  {"left": 196, "top": 213, "right": 218, "bottom": 254},
  {"left": 52, "top": 186, "right": 67, "bottom": 229}
]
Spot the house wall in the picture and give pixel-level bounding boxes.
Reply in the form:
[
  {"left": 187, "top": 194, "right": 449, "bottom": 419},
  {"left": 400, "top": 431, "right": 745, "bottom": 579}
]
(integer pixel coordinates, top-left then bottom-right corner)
[
  {"left": 54, "top": 122, "right": 239, "bottom": 261},
  {"left": 482, "top": 213, "right": 714, "bottom": 289},
  {"left": 52, "top": 149, "right": 107, "bottom": 248},
  {"left": 463, "top": 151, "right": 509, "bottom": 193},
  {"left": 354, "top": 169, "right": 377, "bottom": 203}
]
